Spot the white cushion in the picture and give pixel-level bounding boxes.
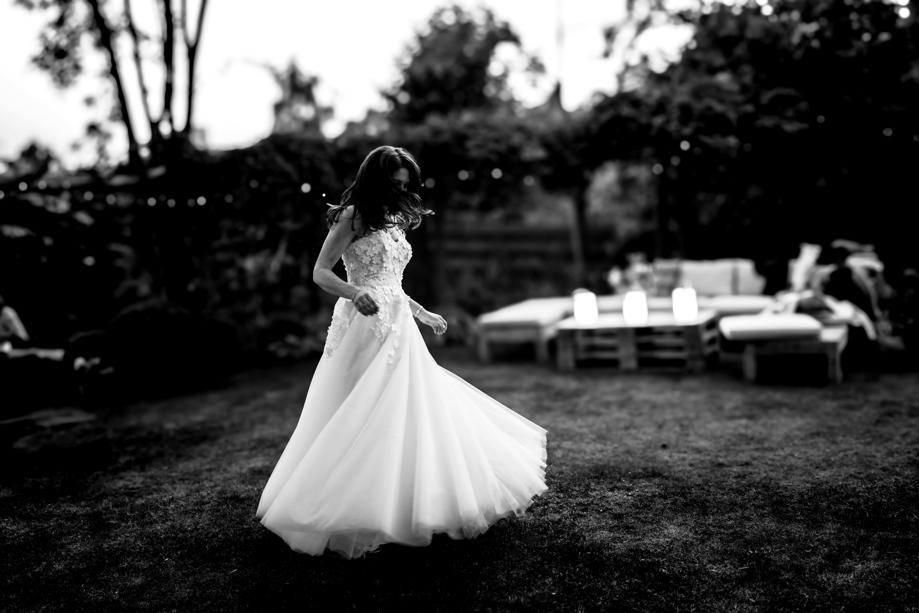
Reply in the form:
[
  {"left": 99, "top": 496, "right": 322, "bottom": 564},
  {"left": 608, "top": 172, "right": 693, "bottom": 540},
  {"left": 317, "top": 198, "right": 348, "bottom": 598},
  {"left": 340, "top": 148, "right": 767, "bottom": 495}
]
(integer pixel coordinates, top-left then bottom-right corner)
[
  {"left": 701, "top": 295, "right": 776, "bottom": 315},
  {"left": 734, "top": 259, "right": 766, "bottom": 294},
  {"left": 679, "top": 260, "right": 736, "bottom": 295},
  {"left": 718, "top": 314, "right": 822, "bottom": 341},
  {"left": 477, "top": 297, "right": 572, "bottom": 326}
]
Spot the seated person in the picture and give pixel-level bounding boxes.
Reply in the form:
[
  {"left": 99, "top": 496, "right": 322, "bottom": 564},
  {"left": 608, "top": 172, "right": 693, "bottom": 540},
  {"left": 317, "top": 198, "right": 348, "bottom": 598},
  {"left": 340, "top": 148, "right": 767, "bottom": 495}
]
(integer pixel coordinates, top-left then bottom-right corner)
[
  {"left": 0, "top": 293, "right": 30, "bottom": 353},
  {"left": 0, "top": 294, "right": 64, "bottom": 361},
  {"left": 815, "top": 241, "right": 885, "bottom": 325}
]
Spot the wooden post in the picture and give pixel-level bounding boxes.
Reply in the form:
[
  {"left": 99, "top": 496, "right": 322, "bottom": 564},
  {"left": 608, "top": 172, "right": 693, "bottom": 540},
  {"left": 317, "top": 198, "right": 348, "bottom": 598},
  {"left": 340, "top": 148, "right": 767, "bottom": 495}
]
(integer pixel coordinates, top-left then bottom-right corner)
[
  {"left": 618, "top": 328, "right": 638, "bottom": 370},
  {"left": 476, "top": 332, "right": 491, "bottom": 363},
  {"left": 557, "top": 330, "right": 576, "bottom": 370},
  {"left": 684, "top": 325, "right": 705, "bottom": 372},
  {"left": 535, "top": 335, "right": 550, "bottom": 363},
  {"left": 742, "top": 344, "right": 758, "bottom": 382}
]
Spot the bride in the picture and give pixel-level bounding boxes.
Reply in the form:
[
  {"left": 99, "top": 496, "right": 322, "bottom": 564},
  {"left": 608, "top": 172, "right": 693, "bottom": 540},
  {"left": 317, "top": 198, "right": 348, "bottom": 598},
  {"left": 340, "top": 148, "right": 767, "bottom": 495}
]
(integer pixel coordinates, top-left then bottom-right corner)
[{"left": 256, "top": 145, "right": 548, "bottom": 558}]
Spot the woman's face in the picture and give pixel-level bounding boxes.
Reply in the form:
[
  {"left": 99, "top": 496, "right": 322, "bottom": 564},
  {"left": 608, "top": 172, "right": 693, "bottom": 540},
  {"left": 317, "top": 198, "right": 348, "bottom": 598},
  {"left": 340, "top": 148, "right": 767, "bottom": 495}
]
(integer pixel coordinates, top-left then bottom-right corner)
[{"left": 392, "top": 167, "right": 409, "bottom": 192}]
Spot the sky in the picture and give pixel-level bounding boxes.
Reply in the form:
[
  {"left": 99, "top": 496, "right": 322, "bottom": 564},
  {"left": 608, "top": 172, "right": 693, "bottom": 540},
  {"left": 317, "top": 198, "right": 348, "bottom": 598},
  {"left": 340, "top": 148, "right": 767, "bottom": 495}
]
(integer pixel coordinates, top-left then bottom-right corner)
[{"left": 0, "top": 0, "right": 692, "bottom": 167}]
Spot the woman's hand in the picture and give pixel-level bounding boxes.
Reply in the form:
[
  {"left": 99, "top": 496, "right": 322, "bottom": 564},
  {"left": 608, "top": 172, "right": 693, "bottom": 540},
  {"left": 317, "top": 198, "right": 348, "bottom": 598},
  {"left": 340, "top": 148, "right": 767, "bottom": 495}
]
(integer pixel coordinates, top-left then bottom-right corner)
[
  {"left": 416, "top": 309, "right": 448, "bottom": 335},
  {"left": 352, "top": 289, "right": 379, "bottom": 316}
]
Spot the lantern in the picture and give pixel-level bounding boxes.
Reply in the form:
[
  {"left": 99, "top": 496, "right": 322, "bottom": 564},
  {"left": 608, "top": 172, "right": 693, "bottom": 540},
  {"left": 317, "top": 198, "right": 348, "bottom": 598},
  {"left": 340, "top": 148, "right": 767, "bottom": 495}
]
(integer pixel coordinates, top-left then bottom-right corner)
[
  {"left": 672, "top": 286, "right": 699, "bottom": 323},
  {"left": 572, "top": 288, "right": 598, "bottom": 327},
  {"left": 622, "top": 289, "right": 648, "bottom": 325}
]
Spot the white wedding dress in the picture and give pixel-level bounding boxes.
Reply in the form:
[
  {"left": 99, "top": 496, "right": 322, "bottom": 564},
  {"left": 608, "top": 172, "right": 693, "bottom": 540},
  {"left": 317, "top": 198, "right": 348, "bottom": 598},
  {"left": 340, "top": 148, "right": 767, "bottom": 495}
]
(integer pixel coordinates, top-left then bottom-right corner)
[{"left": 256, "top": 222, "right": 548, "bottom": 558}]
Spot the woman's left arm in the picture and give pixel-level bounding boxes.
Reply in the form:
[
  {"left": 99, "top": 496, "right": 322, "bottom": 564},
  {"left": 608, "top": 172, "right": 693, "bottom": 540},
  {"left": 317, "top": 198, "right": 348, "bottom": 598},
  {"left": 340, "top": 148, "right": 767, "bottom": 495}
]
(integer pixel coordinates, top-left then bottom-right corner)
[
  {"left": 407, "top": 297, "right": 426, "bottom": 318},
  {"left": 407, "top": 297, "right": 448, "bottom": 335}
]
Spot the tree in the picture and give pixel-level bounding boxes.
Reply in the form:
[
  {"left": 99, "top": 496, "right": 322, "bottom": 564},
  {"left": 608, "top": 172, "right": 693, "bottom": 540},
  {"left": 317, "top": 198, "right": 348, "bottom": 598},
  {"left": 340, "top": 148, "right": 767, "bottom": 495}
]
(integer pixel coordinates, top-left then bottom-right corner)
[
  {"left": 602, "top": 0, "right": 695, "bottom": 94},
  {"left": 385, "top": 4, "right": 527, "bottom": 124},
  {"left": 15, "top": 0, "right": 211, "bottom": 168},
  {"left": 265, "top": 60, "right": 333, "bottom": 137},
  {"left": 529, "top": 103, "right": 593, "bottom": 286},
  {"left": 588, "top": 0, "right": 919, "bottom": 266},
  {"left": 378, "top": 5, "right": 549, "bottom": 302}
]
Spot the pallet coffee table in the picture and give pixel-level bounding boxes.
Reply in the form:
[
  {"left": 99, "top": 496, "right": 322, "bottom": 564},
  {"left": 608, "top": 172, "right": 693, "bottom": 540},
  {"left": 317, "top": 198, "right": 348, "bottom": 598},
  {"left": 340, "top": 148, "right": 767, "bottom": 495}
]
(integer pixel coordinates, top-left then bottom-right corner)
[{"left": 555, "top": 310, "right": 719, "bottom": 372}]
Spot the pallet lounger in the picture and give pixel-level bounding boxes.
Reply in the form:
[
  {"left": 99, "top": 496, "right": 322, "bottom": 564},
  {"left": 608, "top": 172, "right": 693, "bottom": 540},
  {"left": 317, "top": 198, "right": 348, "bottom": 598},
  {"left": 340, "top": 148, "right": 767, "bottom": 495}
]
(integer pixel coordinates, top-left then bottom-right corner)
[
  {"left": 719, "top": 314, "right": 848, "bottom": 383},
  {"left": 475, "top": 297, "right": 573, "bottom": 363}
]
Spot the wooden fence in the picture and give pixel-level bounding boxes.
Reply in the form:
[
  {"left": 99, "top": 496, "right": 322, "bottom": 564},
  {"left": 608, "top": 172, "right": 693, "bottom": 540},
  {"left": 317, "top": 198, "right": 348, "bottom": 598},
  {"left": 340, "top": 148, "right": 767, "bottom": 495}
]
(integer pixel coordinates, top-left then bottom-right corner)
[{"left": 422, "top": 224, "right": 619, "bottom": 314}]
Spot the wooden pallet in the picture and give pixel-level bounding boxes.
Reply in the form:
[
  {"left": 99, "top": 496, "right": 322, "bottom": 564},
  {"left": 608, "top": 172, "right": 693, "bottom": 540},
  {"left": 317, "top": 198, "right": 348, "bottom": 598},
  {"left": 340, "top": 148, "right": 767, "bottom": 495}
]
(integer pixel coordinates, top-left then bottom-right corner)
[
  {"left": 742, "top": 325, "right": 848, "bottom": 384},
  {"left": 556, "top": 311, "right": 719, "bottom": 372}
]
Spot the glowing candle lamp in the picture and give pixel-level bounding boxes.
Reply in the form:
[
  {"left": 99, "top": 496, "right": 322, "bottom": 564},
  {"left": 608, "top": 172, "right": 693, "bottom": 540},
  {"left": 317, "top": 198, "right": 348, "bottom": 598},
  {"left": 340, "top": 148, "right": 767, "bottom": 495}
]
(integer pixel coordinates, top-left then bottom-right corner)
[
  {"left": 572, "top": 289, "right": 598, "bottom": 327},
  {"left": 672, "top": 286, "right": 699, "bottom": 323},
  {"left": 622, "top": 290, "right": 648, "bottom": 325}
]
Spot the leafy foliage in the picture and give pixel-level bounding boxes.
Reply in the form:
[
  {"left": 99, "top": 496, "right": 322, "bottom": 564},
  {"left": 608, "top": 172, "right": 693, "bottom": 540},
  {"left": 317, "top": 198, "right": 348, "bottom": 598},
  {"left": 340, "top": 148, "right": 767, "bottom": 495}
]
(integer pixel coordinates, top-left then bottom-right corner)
[
  {"left": 0, "top": 134, "right": 339, "bottom": 396},
  {"left": 589, "top": 0, "right": 919, "bottom": 267},
  {"left": 385, "top": 5, "right": 525, "bottom": 124}
]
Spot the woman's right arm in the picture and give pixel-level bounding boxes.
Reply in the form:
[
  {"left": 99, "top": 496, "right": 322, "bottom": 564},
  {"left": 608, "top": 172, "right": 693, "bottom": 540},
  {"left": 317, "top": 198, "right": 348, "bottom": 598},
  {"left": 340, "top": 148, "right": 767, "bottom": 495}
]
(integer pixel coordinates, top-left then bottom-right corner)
[{"left": 312, "top": 208, "right": 379, "bottom": 316}]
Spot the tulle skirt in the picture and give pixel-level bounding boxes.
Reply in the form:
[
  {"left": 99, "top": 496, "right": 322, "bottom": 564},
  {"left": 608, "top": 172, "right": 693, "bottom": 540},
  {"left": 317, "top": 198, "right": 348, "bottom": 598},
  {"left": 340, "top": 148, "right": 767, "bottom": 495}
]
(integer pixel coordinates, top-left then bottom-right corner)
[{"left": 255, "top": 299, "right": 548, "bottom": 558}]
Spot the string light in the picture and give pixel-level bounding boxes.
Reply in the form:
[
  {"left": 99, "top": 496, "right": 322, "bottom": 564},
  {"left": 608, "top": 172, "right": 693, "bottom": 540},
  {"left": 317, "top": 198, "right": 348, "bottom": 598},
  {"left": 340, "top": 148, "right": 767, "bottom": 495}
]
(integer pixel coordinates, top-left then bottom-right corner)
[
  {"left": 491, "top": 168, "right": 503, "bottom": 179},
  {"left": 167, "top": 198, "right": 176, "bottom": 207},
  {"left": 424, "top": 178, "right": 435, "bottom": 189},
  {"left": 196, "top": 196, "right": 207, "bottom": 206},
  {"left": 147, "top": 197, "right": 156, "bottom": 206},
  {"left": 300, "top": 183, "right": 311, "bottom": 193},
  {"left": 224, "top": 194, "right": 234, "bottom": 203},
  {"left": 18, "top": 182, "right": 28, "bottom": 191},
  {"left": 458, "top": 170, "right": 470, "bottom": 181}
]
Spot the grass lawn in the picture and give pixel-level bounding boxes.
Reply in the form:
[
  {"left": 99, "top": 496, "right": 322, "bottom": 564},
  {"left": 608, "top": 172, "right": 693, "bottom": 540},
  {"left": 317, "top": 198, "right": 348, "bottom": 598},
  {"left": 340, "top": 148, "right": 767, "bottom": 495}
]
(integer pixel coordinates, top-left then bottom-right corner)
[{"left": 2, "top": 347, "right": 918, "bottom": 612}]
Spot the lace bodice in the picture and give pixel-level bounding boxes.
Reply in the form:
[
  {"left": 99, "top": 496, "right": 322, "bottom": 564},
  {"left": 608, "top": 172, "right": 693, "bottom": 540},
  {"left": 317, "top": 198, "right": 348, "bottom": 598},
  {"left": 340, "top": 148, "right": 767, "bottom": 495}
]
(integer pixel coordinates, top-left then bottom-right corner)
[
  {"left": 324, "top": 224, "right": 413, "bottom": 360},
  {"left": 341, "top": 225, "right": 412, "bottom": 289}
]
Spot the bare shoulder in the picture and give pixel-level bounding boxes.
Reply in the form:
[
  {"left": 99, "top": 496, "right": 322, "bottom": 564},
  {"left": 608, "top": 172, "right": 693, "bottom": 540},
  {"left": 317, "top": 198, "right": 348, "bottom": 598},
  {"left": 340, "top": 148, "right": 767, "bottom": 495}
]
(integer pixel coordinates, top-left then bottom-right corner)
[
  {"left": 337, "top": 205, "right": 366, "bottom": 234},
  {"left": 339, "top": 204, "right": 356, "bottom": 220}
]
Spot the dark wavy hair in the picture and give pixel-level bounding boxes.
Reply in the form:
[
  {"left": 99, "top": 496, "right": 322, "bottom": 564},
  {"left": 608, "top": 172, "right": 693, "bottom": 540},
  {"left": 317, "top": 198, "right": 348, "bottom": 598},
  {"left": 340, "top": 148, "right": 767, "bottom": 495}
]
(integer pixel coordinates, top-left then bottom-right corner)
[{"left": 327, "top": 145, "right": 433, "bottom": 235}]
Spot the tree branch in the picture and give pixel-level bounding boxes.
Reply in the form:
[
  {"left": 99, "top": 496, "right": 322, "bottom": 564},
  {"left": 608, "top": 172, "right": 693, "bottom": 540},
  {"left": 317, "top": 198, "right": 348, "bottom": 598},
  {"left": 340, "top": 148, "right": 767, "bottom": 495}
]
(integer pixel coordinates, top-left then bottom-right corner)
[
  {"left": 180, "top": 0, "right": 209, "bottom": 134},
  {"left": 124, "top": 0, "right": 158, "bottom": 146},
  {"left": 85, "top": 0, "right": 141, "bottom": 167},
  {"left": 158, "top": 0, "right": 176, "bottom": 132}
]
